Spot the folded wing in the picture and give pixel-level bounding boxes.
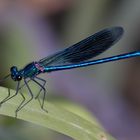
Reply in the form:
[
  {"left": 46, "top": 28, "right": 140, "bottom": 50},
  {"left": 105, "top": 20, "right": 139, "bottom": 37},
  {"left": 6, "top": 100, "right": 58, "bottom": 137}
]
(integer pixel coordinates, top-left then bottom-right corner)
[{"left": 39, "top": 27, "right": 124, "bottom": 66}]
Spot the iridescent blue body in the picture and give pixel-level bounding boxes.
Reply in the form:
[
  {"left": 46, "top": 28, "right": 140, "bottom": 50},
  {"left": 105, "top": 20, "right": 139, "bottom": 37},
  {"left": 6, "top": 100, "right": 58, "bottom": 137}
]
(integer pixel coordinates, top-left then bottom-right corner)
[
  {"left": 43, "top": 51, "right": 140, "bottom": 72},
  {"left": 20, "top": 62, "right": 41, "bottom": 78},
  {"left": 1, "top": 26, "right": 140, "bottom": 117}
]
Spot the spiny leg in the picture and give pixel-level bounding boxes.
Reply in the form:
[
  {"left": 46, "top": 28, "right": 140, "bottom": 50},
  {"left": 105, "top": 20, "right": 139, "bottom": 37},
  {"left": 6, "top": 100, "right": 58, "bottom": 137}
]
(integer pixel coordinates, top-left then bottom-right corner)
[
  {"left": 15, "top": 90, "right": 26, "bottom": 118},
  {"left": 33, "top": 77, "right": 46, "bottom": 109},
  {"left": 0, "top": 81, "right": 20, "bottom": 106},
  {"left": 19, "top": 79, "right": 31, "bottom": 91},
  {"left": 32, "top": 78, "right": 47, "bottom": 113},
  {"left": 34, "top": 77, "right": 47, "bottom": 111},
  {"left": 15, "top": 79, "right": 33, "bottom": 117},
  {"left": 34, "top": 77, "right": 46, "bottom": 99},
  {"left": 0, "top": 80, "right": 27, "bottom": 104}
]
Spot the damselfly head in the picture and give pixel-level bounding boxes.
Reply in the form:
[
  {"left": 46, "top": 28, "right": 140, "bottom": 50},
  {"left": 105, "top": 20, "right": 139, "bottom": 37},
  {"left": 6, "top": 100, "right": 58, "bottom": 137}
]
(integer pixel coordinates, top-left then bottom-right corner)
[{"left": 10, "top": 66, "right": 22, "bottom": 81}]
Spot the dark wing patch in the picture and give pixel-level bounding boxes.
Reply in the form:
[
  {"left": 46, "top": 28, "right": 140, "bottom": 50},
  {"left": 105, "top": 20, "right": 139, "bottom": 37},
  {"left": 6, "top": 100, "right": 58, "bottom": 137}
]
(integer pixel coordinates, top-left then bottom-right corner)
[{"left": 39, "top": 27, "right": 124, "bottom": 66}]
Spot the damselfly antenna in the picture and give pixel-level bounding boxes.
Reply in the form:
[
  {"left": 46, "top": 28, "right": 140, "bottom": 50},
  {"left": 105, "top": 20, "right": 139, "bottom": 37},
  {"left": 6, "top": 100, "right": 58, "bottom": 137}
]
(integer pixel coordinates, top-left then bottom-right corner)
[{"left": 0, "top": 74, "right": 10, "bottom": 83}]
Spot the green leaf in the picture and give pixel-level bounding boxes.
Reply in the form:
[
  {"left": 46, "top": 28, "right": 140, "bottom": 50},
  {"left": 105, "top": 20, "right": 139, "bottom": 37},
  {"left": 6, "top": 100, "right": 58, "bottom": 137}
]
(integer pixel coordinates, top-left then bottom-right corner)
[{"left": 0, "top": 86, "right": 116, "bottom": 140}]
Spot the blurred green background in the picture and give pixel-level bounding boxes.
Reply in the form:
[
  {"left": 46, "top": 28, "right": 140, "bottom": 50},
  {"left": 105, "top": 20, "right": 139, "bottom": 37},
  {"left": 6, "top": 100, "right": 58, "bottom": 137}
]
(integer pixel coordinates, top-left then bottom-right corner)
[{"left": 0, "top": 0, "right": 140, "bottom": 140}]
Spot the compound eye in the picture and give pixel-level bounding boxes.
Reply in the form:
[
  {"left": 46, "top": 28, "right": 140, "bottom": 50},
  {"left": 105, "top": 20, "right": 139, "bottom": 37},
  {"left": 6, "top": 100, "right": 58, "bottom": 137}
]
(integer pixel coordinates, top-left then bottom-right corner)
[
  {"left": 10, "top": 66, "right": 17, "bottom": 72},
  {"left": 17, "top": 75, "right": 22, "bottom": 81}
]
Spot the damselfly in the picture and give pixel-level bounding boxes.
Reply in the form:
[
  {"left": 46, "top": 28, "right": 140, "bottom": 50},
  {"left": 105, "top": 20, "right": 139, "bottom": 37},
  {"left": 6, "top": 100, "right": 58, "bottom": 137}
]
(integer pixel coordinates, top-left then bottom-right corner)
[{"left": 1, "top": 27, "right": 140, "bottom": 117}]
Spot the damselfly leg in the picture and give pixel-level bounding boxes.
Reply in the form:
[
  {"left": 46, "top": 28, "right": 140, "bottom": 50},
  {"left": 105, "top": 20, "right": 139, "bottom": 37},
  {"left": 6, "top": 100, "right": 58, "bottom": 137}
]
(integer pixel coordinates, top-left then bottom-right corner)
[
  {"left": 32, "top": 77, "right": 47, "bottom": 113},
  {"left": 15, "top": 79, "right": 34, "bottom": 117},
  {"left": 19, "top": 79, "right": 31, "bottom": 90},
  {"left": 0, "top": 81, "right": 20, "bottom": 106},
  {"left": 34, "top": 77, "right": 46, "bottom": 99},
  {"left": 15, "top": 90, "right": 26, "bottom": 117}
]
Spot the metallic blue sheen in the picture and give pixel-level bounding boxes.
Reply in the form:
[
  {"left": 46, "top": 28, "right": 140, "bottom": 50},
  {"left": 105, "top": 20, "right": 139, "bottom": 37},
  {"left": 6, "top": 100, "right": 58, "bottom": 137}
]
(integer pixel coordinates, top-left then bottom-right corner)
[
  {"left": 2, "top": 26, "right": 140, "bottom": 117},
  {"left": 44, "top": 51, "right": 140, "bottom": 72},
  {"left": 19, "top": 62, "right": 40, "bottom": 78},
  {"left": 9, "top": 27, "right": 140, "bottom": 78}
]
